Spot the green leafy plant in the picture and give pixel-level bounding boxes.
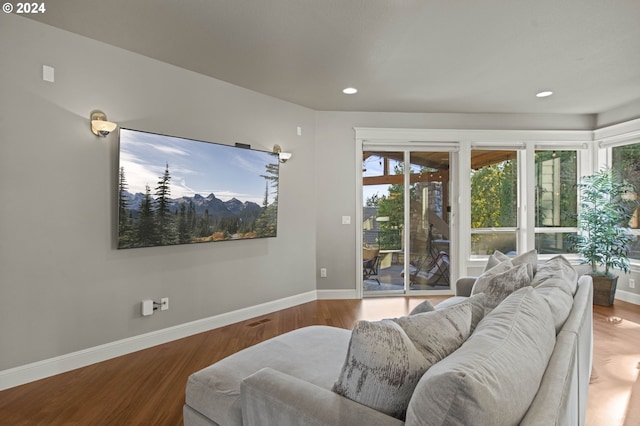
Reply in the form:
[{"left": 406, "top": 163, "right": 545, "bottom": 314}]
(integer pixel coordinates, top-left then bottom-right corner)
[{"left": 575, "top": 168, "right": 637, "bottom": 277}]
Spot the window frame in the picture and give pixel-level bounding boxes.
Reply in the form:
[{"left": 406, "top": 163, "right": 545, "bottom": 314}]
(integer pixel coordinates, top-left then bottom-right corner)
[
  {"left": 468, "top": 142, "right": 588, "bottom": 262},
  {"left": 607, "top": 139, "right": 640, "bottom": 265},
  {"left": 532, "top": 148, "right": 581, "bottom": 256}
]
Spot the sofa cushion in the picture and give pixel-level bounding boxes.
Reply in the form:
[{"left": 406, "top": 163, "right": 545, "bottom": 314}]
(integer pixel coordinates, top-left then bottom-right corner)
[
  {"left": 186, "top": 325, "right": 351, "bottom": 426},
  {"left": 434, "top": 292, "right": 486, "bottom": 332},
  {"left": 409, "top": 299, "right": 435, "bottom": 315},
  {"left": 485, "top": 249, "right": 538, "bottom": 277},
  {"left": 472, "top": 262, "right": 532, "bottom": 313},
  {"left": 534, "top": 285, "right": 574, "bottom": 334},
  {"left": 532, "top": 255, "right": 578, "bottom": 295},
  {"left": 333, "top": 303, "right": 472, "bottom": 420},
  {"left": 406, "top": 286, "right": 556, "bottom": 426}
]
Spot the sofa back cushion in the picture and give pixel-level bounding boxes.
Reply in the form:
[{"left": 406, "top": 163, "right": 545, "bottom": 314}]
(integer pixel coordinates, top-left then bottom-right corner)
[
  {"left": 405, "top": 286, "right": 556, "bottom": 426},
  {"left": 332, "top": 302, "right": 472, "bottom": 420},
  {"left": 532, "top": 255, "right": 578, "bottom": 295}
]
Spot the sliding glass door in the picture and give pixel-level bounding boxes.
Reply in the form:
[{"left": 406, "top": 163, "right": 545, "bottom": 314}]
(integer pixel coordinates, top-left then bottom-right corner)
[
  {"left": 362, "top": 151, "right": 404, "bottom": 291},
  {"left": 407, "top": 152, "right": 451, "bottom": 291},
  {"left": 362, "top": 148, "right": 453, "bottom": 295}
]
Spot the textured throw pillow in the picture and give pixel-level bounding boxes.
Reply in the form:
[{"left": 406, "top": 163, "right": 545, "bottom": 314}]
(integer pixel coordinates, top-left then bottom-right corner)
[
  {"left": 484, "top": 251, "right": 511, "bottom": 271},
  {"left": 472, "top": 263, "right": 532, "bottom": 313},
  {"left": 406, "top": 287, "right": 556, "bottom": 426},
  {"left": 485, "top": 249, "right": 538, "bottom": 278},
  {"left": 434, "top": 292, "right": 486, "bottom": 333},
  {"left": 332, "top": 303, "right": 472, "bottom": 420},
  {"left": 409, "top": 299, "right": 435, "bottom": 315},
  {"left": 484, "top": 250, "right": 510, "bottom": 271},
  {"left": 393, "top": 303, "right": 472, "bottom": 363}
]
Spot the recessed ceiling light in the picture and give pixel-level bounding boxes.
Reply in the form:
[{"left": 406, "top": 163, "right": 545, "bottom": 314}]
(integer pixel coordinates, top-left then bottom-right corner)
[
  {"left": 536, "top": 91, "right": 553, "bottom": 98},
  {"left": 343, "top": 87, "right": 358, "bottom": 95}
]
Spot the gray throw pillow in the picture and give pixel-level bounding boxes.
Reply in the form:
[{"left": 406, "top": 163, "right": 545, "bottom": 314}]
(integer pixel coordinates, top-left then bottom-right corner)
[
  {"left": 434, "top": 292, "right": 486, "bottom": 333},
  {"left": 333, "top": 303, "right": 472, "bottom": 420},
  {"left": 394, "top": 303, "right": 472, "bottom": 363},
  {"left": 484, "top": 251, "right": 511, "bottom": 271},
  {"left": 485, "top": 249, "right": 537, "bottom": 278},
  {"left": 409, "top": 299, "right": 435, "bottom": 315},
  {"left": 472, "top": 263, "right": 532, "bottom": 313}
]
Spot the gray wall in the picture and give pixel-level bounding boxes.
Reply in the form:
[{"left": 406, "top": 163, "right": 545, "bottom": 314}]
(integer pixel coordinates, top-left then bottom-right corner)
[{"left": 0, "top": 14, "right": 317, "bottom": 371}]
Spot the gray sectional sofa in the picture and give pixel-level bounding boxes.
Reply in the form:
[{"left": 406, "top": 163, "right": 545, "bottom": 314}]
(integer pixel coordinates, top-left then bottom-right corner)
[{"left": 184, "top": 255, "right": 593, "bottom": 426}]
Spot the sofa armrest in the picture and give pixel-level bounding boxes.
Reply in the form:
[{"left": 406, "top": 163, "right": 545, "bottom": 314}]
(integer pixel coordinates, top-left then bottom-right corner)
[
  {"left": 455, "top": 276, "right": 477, "bottom": 297},
  {"left": 241, "top": 368, "right": 405, "bottom": 426}
]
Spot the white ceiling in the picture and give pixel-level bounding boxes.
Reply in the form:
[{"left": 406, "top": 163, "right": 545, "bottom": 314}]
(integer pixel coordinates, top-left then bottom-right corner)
[{"left": 25, "top": 0, "right": 640, "bottom": 115}]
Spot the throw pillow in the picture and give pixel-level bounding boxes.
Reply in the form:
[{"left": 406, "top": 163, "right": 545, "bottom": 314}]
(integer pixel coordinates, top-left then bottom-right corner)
[
  {"left": 332, "top": 304, "right": 472, "bottom": 420},
  {"left": 434, "top": 292, "right": 486, "bottom": 333},
  {"left": 484, "top": 250, "right": 510, "bottom": 271},
  {"left": 472, "top": 263, "right": 531, "bottom": 313},
  {"left": 485, "top": 249, "right": 538, "bottom": 278},
  {"left": 393, "top": 302, "right": 472, "bottom": 363},
  {"left": 409, "top": 299, "right": 435, "bottom": 315}
]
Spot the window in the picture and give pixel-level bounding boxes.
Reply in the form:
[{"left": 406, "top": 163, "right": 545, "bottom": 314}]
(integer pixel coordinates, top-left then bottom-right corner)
[
  {"left": 470, "top": 148, "right": 581, "bottom": 257},
  {"left": 470, "top": 150, "right": 517, "bottom": 255},
  {"left": 534, "top": 150, "right": 578, "bottom": 254},
  {"left": 612, "top": 142, "right": 640, "bottom": 260}
]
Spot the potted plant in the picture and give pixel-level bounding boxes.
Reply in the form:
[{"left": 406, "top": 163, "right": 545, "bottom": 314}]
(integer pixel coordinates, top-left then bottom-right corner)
[{"left": 574, "top": 168, "right": 637, "bottom": 305}]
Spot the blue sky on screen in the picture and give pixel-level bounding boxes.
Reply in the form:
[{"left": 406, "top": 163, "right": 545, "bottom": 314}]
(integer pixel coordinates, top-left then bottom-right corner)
[{"left": 119, "top": 129, "right": 278, "bottom": 204}]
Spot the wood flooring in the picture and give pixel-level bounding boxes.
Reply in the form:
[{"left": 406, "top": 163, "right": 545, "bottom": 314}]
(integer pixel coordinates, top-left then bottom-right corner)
[{"left": 0, "top": 296, "right": 638, "bottom": 425}]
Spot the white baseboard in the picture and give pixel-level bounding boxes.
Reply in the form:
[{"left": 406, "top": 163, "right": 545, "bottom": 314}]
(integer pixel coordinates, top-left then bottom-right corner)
[
  {"left": 615, "top": 289, "right": 640, "bottom": 305},
  {"left": 316, "top": 289, "right": 359, "bottom": 299},
  {"left": 0, "top": 290, "right": 317, "bottom": 391}
]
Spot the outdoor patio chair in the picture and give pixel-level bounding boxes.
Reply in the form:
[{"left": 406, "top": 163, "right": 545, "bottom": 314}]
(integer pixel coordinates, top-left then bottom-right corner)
[{"left": 363, "top": 248, "right": 380, "bottom": 285}]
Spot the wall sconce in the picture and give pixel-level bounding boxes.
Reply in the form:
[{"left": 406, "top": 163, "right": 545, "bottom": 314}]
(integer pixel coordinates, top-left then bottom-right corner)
[
  {"left": 90, "top": 110, "right": 118, "bottom": 137},
  {"left": 273, "top": 144, "right": 292, "bottom": 163}
]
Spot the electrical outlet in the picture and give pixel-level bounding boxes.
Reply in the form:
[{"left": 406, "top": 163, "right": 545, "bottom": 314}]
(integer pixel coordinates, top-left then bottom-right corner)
[
  {"left": 161, "top": 297, "right": 169, "bottom": 311},
  {"left": 630, "top": 279, "right": 636, "bottom": 289},
  {"left": 320, "top": 268, "right": 327, "bottom": 278}
]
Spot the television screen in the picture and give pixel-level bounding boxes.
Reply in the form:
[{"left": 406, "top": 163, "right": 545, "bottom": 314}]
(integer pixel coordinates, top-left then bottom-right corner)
[{"left": 117, "top": 128, "right": 279, "bottom": 249}]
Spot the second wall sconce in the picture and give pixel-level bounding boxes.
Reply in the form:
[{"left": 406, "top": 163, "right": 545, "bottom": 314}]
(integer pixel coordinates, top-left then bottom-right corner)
[
  {"left": 273, "top": 144, "right": 292, "bottom": 163},
  {"left": 90, "top": 110, "right": 118, "bottom": 137}
]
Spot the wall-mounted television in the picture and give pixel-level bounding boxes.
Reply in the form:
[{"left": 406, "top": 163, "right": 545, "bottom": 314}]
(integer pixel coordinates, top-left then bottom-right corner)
[{"left": 117, "top": 128, "right": 279, "bottom": 249}]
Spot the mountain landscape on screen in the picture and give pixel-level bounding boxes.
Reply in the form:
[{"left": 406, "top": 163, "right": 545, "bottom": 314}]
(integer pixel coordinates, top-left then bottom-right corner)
[{"left": 117, "top": 128, "right": 279, "bottom": 249}]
